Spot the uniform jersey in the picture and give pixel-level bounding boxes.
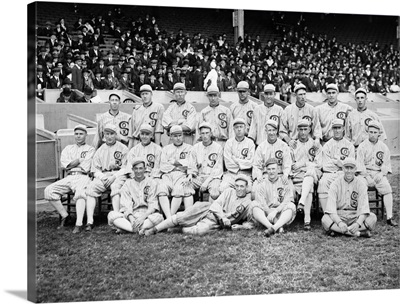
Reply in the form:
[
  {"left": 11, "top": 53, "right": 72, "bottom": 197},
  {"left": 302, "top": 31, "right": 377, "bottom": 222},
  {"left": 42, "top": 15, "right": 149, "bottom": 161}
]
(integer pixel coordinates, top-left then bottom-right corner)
[
  {"left": 253, "top": 138, "right": 292, "bottom": 180},
  {"left": 346, "top": 108, "right": 387, "bottom": 147},
  {"left": 160, "top": 143, "right": 192, "bottom": 174},
  {"left": 230, "top": 100, "right": 258, "bottom": 135},
  {"left": 248, "top": 103, "right": 288, "bottom": 145},
  {"left": 208, "top": 188, "right": 252, "bottom": 224},
  {"left": 199, "top": 104, "right": 233, "bottom": 140},
  {"left": 94, "top": 110, "right": 131, "bottom": 147},
  {"left": 188, "top": 141, "right": 223, "bottom": 179},
  {"left": 119, "top": 177, "right": 159, "bottom": 216},
  {"left": 356, "top": 139, "right": 392, "bottom": 175},
  {"left": 90, "top": 141, "right": 129, "bottom": 178},
  {"left": 315, "top": 101, "right": 352, "bottom": 141},
  {"left": 60, "top": 143, "right": 95, "bottom": 173},
  {"left": 290, "top": 138, "right": 319, "bottom": 175},
  {"left": 126, "top": 142, "right": 162, "bottom": 177},
  {"left": 283, "top": 102, "right": 322, "bottom": 140},
  {"left": 128, "top": 102, "right": 165, "bottom": 139},
  {"left": 316, "top": 137, "right": 355, "bottom": 173},
  {"left": 325, "top": 176, "right": 370, "bottom": 218},
  {"left": 255, "top": 176, "right": 294, "bottom": 210},
  {"left": 224, "top": 136, "right": 255, "bottom": 174},
  {"left": 162, "top": 100, "right": 197, "bottom": 133}
]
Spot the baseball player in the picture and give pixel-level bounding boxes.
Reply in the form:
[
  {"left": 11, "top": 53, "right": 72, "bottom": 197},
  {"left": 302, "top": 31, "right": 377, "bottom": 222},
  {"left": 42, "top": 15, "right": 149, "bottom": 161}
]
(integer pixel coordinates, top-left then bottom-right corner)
[
  {"left": 93, "top": 92, "right": 131, "bottom": 149},
  {"left": 315, "top": 83, "right": 353, "bottom": 144},
  {"left": 143, "top": 175, "right": 253, "bottom": 236},
  {"left": 290, "top": 119, "right": 321, "bottom": 230},
  {"left": 203, "top": 60, "right": 218, "bottom": 90},
  {"left": 316, "top": 118, "right": 355, "bottom": 212},
  {"left": 128, "top": 84, "right": 165, "bottom": 149},
  {"left": 346, "top": 88, "right": 387, "bottom": 149},
  {"left": 356, "top": 121, "right": 398, "bottom": 226},
  {"left": 198, "top": 85, "right": 233, "bottom": 147},
  {"left": 162, "top": 82, "right": 197, "bottom": 145},
  {"left": 250, "top": 158, "right": 296, "bottom": 237},
  {"left": 44, "top": 125, "right": 95, "bottom": 234},
  {"left": 252, "top": 119, "right": 292, "bottom": 192},
  {"left": 111, "top": 123, "right": 163, "bottom": 211},
  {"left": 158, "top": 125, "right": 194, "bottom": 219},
  {"left": 188, "top": 122, "right": 224, "bottom": 201},
  {"left": 282, "top": 83, "right": 322, "bottom": 149},
  {"left": 107, "top": 157, "right": 164, "bottom": 234},
  {"left": 230, "top": 81, "right": 257, "bottom": 135},
  {"left": 321, "top": 158, "right": 377, "bottom": 237},
  {"left": 85, "top": 124, "right": 129, "bottom": 231},
  {"left": 220, "top": 117, "right": 255, "bottom": 192},
  {"left": 248, "top": 84, "right": 288, "bottom": 146}
]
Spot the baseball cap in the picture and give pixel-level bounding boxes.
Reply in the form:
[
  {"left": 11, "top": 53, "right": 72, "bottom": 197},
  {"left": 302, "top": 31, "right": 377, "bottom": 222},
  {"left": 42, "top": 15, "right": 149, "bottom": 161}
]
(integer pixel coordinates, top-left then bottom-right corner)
[
  {"left": 237, "top": 81, "right": 249, "bottom": 91},
  {"left": 355, "top": 88, "right": 367, "bottom": 96},
  {"left": 326, "top": 83, "right": 338, "bottom": 92},
  {"left": 297, "top": 119, "right": 311, "bottom": 128},
  {"left": 131, "top": 157, "right": 146, "bottom": 168},
  {"left": 342, "top": 157, "right": 357, "bottom": 168},
  {"left": 199, "top": 122, "right": 212, "bottom": 131},
  {"left": 265, "top": 119, "right": 278, "bottom": 129},
  {"left": 170, "top": 125, "right": 183, "bottom": 135},
  {"left": 332, "top": 118, "right": 344, "bottom": 127},
  {"left": 206, "top": 85, "right": 219, "bottom": 95},
  {"left": 263, "top": 84, "right": 275, "bottom": 92},
  {"left": 294, "top": 83, "right": 307, "bottom": 93},
  {"left": 109, "top": 92, "right": 121, "bottom": 100},
  {"left": 74, "top": 124, "right": 87, "bottom": 133},
  {"left": 235, "top": 174, "right": 250, "bottom": 185},
  {"left": 367, "top": 120, "right": 381, "bottom": 131},
  {"left": 63, "top": 78, "right": 72, "bottom": 85},
  {"left": 173, "top": 82, "right": 186, "bottom": 91},
  {"left": 265, "top": 158, "right": 278, "bottom": 167},
  {"left": 139, "top": 124, "right": 153, "bottom": 134},
  {"left": 104, "top": 123, "right": 117, "bottom": 133},
  {"left": 233, "top": 117, "right": 246, "bottom": 126},
  {"left": 84, "top": 87, "right": 93, "bottom": 95},
  {"left": 140, "top": 84, "right": 153, "bottom": 93}
]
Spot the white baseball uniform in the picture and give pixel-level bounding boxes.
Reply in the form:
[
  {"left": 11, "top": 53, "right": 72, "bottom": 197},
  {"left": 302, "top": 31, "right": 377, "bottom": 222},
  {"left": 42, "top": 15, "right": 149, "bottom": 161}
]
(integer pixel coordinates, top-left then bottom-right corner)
[
  {"left": 128, "top": 102, "right": 165, "bottom": 140},
  {"left": 230, "top": 100, "right": 258, "bottom": 135},
  {"left": 198, "top": 104, "right": 233, "bottom": 143},
  {"left": 93, "top": 110, "right": 131, "bottom": 147},
  {"left": 126, "top": 142, "right": 162, "bottom": 178}
]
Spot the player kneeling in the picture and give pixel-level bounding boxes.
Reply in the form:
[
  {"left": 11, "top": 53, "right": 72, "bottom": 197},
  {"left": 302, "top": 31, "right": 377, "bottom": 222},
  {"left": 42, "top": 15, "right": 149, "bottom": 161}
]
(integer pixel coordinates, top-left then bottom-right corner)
[
  {"left": 107, "top": 157, "right": 164, "bottom": 234},
  {"left": 143, "top": 175, "right": 252, "bottom": 236},
  {"left": 250, "top": 158, "right": 296, "bottom": 237},
  {"left": 321, "top": 158, "right": 377, "bottom": 237}
]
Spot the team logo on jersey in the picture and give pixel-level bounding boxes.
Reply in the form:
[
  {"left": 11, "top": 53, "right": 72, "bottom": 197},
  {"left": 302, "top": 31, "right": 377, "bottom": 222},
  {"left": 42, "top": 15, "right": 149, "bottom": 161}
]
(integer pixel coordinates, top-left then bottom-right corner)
[
  {"left": 340, "top": 147, "right": 349, "bottom": 160},
  {"left": 302, "top": 115, "right": 313, "bottom": 128},
  {"left": 376, "top": 151, "right": 384, "bottom": 166},
  {"left": 179, "top": 152, "right": 188, "bottom": 159},
  {"left": 218, "top": 113, "right": 228, "bottom": 129},
  {"left": 143, "top": 185, "right": 150, "bottom": 200},
  {"left": 308, "top": 147, "right": 316, "bottom": 161},
  {"left": 80, "top": 151, "right": 87, "bottom": 158},
  {"left": 350, "top": 191, "right": 358, "bottom": 209},
  {"left": 336, "top": 112, "right": 346, "bottom": 120},
  {"left": 147, "top": 154, "right": 155, "bottom": 168},
  {"left": 270, "top": 115, "right": 279, "bottom": 122},
  {"left": 364, "top": 118, "right": 372, "bottom": 127},
  {"left": 231, "top": 204, "right": 245, "bottom": 219},
  {"left": 208, "top": 153, "right": 218, "bottom": 168},
  {"left": 149, "top": 112, "right": 158, "bottom": 127},
  {"left": 277, "top": 187, "right": 284, "bottom": 203},
  {"left": 275, "top": 150, "right": 283, "bottom": 165},
  {"left": 241, "top": 148, "right": 249, "bottom": 158},
  {"left": 114, "top": 151, "right": 123, "bottom": 166},
  {"left": 182, "top": 110, "right": 189, "bottom": 119},
  {"left": 119, "top": 121, "right": 129, "bottom": 136},
  {"left": 246, "top": 110, "right": 253, "bottom": 119}
]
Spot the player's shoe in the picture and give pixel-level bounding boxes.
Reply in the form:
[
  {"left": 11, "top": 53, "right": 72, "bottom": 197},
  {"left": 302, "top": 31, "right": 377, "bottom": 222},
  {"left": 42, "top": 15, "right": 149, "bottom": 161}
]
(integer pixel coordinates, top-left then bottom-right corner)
[
  {"left": 387, "top": 218, "right": 398, "bottom": 227},
  {"left": 57, "top": 215, "right": 70, "bottom": 230},
  {"left": 277, "top": 227, "right": 284, "bottom": 234},
  {"left": 72, "top": 225, "right": 83, "bottom": 234},
  {"left": 231, "top": 222, "right": 255, "bottom": 230},
  {"left": 264, "top": 227, "right": 276, "bottom": 237},
  {"left": 144, "top": 227, "right": 157, "bottom": 236},
  {"left": 85, "top": 223, "right": 94, "bottom": 232},
  {"left": 296, "top": 203, "right": 305, "bottom": 215},
  {"left": 327, "top": 230, "right": 337, "bottom": 237},
  {"left": 115, "top": 228, "right": 122, "bottom": 235},
  {"left": 358, "top": 230, "right": 372, "bottom": 238},
  {"left": 304, "top": 222, "right": 311, "bottom": 231}
]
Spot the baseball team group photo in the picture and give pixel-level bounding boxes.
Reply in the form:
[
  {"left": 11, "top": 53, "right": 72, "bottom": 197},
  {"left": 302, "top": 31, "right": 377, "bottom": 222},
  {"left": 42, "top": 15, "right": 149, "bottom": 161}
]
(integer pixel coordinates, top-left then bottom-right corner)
[{"left": 31, "top": 1, "right": 400, "bottom": 303}]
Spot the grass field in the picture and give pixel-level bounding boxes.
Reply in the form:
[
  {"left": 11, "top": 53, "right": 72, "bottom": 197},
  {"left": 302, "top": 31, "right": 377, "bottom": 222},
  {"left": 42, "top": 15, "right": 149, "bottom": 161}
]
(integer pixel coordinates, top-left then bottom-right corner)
[{"left": 35, "top": 160, "right": 400, "bottom": 303}]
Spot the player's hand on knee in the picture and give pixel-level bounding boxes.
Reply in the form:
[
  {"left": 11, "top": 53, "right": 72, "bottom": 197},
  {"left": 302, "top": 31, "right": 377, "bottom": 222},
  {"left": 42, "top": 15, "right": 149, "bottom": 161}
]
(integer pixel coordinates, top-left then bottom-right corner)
[
  {"left": 338, "top": 221, "right": 348, "bottom": 234},
  {"left": 348, "top": 223, "right": 359, "bottom": 234},
  {"left": 267, "top": 211, "right": 277, "bottom": 222},
  {"left": 221, "top": 217, "right": 231, "bottom": 228}
]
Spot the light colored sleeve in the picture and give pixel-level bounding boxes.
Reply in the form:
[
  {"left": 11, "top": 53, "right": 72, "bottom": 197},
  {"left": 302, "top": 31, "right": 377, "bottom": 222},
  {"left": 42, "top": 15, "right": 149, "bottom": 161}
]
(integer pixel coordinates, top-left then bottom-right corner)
[
  {"left": 181, "top": 105, "right": 197, "bottom": 132},
  {"left": 155, "top": 104, "right": 165, "bottom": 133},
  {"left": 278, "top": 109, "right": 288, "bottom": 138},
  {"left": 78, "top": 146, "right": 95, "bottom": 173},
  {"left": 162, "top": 103, "right": 173, "bottom": 129},
  {"left": 248, "top": 112, "right": 257, "bottom": 142},
  {"left": 356, "top": 180, "right": 370, "bottom": 216},
  {"left": 254, "top": 183, "right": 270, "bottom": 212},
  {"left": 151, "top": 146, "right": 163, "bottom": 178},
  {"left": 381, "top": 144, "right": 392, "bottom": 175},
  {"left": 160, "top": 146, "right": 175, "bottom": 173},
  {"left": 282, "top": 144, "right": 292, "bottom": 177},
  {"left": 227, "top": 109, "right": 234, "bottom": 139},
  {"left": 127, "top": 108, "right": 136, "bottom": 139},
  {"left": 356, "top": 144, "right": 367, "bottom": 175},
  {"left": 252, "top": 145, "right": 264, "bottom": 180},
  {"left": 325, "top": 180, "right": 340, "bottom": 214},
  {"left": 60, "top": 146, "right": 73, "bottom": 169},
  {"left": 311, "top": 107, "right": 322, "bottom": 140},
  {"left": 91, "top": 148, "right": 104, "bottom": 178},
  {"left": 210, "top": 145, "right": 224, "bottom": 179},
  {"left": 146, "top": 180, "right": 159, "bottom": 211},
  {"left": 119, "top": 182, "right": 134, "bottom": 215},
  {"left": 208, "top": 190, "right": 228, "bottom": 220},
  {"left": 236, "top": 140, "right": 255, "bottom": 170},
  {"left": 223, "top": 140, "right": 239, "bottom": 173}
]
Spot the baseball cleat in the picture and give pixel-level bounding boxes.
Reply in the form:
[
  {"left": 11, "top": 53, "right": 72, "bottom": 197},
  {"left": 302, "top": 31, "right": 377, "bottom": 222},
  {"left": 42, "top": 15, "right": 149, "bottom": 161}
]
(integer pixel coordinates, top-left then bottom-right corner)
[
  {"left": 85, "top": 223, "right": 94, "bottom": 231},
  {"left": 304, "top": 222, "right": 311, "bottom": 231},
  {"left": 387, "top": 218, "right": 398, "bottom": 227},
  {"left": 72, "top": 225, "right": 83, "bottom": 234},
  {"left": 358, "top": 230, "right": 372, "bottom": 238},
  {"left": 57, "top": 215, "right": 70, "bottom": 230},
  {"left": 264, "top": 227, "right": 276, "bottom": 237}
]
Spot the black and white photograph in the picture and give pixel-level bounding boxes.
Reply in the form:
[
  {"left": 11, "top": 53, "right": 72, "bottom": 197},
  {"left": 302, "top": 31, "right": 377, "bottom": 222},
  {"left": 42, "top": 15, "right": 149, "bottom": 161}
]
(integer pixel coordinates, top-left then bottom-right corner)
[{"left": 3, "top": 0, "right": 400, "bottom": 303}]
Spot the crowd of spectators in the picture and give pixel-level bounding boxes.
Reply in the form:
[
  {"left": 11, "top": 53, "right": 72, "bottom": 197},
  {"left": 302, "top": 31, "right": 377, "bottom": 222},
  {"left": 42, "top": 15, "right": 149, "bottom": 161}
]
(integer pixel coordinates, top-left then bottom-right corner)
[{"left": 36, "top": 7, "right": 400, "bottom": 101}]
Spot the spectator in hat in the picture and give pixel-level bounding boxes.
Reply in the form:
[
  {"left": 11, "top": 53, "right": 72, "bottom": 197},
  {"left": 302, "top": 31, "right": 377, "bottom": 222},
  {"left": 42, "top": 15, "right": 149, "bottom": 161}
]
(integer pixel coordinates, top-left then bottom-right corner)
[
  {"left": 224, "top": 70, "right": 236, "bottom": 92},
  {"left": 164, "top": 69, "right": 175, "bottom": 91},
  {"left": 76, "top": 87, "right": 94, "bottom": 103},
  {"left": 346, "top": 88, "right": 387, "bottom": 148},
  {"left": 71, "top": 56, "right": 84, "bottom": 90},
  {"left": 56, "top": 87, "right": 77, "bottom": 103},
  {"left": 36, "top": 67, "right": 47, "bottom": 98},
  {"left": 82, "top": 68, "right": 94, "bottom": 91},
  {"left": 356, "top": 121, "right": 397, "bottom": 227},
  {"left": 191, "top": 62, "right": 204, "bottom": 91},
  {"left": 118, "top": 70, "right": 133, "bottom": 91},
  {"left": 148, "top": 72, "right": 158, "bottom": 90},
  {"left": 93, "top": 70, "right": 106, "bottom": 90},
  {"left": 321, "top": 157, "right": 377, "bottom": 237},
  {"left": 104, "top": 68, "right": 120, "bottom": 90},
  {"left": 316, "top": 118, "right": 355, "bottom": 212},
  {"left": 133, "top": 70, "right": 149, "bottom": 95},
  {"left": 48, "top": 67, "right": 63, "bottom": 89}
]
